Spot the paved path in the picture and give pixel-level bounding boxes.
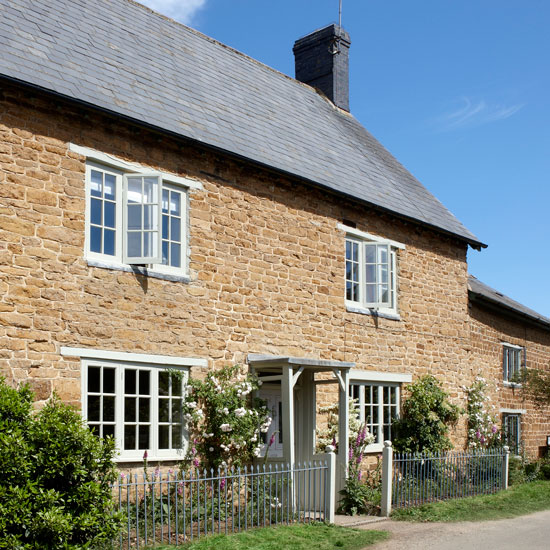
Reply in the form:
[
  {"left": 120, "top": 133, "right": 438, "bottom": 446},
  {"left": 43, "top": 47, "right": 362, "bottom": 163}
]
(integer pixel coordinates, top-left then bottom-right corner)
[{"left": 357, "top": 510, "right": 550, "bottom": 549}]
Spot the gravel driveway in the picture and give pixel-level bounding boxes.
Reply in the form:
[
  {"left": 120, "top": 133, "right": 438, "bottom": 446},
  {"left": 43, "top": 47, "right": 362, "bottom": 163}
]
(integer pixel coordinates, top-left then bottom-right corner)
[{"left": 360, "top": 509, "right": 550, "bottom": 550}]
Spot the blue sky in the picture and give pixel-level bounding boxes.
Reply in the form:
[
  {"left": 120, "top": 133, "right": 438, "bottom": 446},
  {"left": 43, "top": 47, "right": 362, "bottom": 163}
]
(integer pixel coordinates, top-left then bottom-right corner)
[{"left": 140, "top": 0, "right": 550, "bottom": 317}]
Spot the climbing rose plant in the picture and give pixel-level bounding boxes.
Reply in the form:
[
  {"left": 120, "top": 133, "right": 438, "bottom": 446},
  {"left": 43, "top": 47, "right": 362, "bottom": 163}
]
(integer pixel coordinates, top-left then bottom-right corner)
[
  {"left": 181, "top": 365, "right": 271, "bottom": 472},
  {"left": 465, "top": 376, "right": 502, "bottom": 449}
]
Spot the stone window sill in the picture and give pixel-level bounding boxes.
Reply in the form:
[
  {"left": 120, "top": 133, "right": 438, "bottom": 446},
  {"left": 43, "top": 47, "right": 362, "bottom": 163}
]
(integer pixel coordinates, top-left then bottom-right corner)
[
  {"left": 87, "top": 259, "right": 191, "bottom": 284},
  {"left": 346, "top": 305, "right": 401, "bottom": 322}
]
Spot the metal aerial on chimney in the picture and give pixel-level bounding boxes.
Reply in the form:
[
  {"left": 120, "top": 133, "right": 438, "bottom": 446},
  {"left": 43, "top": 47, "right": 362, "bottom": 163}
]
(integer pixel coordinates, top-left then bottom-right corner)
[{"left": 329, "top": 0, "right": 343, "bottom": 55}]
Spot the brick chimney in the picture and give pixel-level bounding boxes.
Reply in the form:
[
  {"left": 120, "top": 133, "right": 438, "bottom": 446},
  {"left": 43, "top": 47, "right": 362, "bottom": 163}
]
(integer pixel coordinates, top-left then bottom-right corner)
[{"left": 293, "top": 24, "right": 351, "bottom": 112}]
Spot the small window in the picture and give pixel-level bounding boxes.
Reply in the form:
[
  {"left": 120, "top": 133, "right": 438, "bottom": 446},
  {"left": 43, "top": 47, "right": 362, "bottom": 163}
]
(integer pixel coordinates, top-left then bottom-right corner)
[
  {"left": 349, "top": 382, "right": 400, "bottom": 448},
  {"left": 83, "top": 360, "right": 187, "bottom": 460},
  {"left": 503, "top": 345, "right": 524, "bottom": 383},
  {"left": 346, "top": 237, "right": 397, "bottom": 314},
  {"left": 86, "top": 163, "right": 187, "bottom": 272},
  {"left": 502, "top": 413, "right": 521, "bottom": 455}
]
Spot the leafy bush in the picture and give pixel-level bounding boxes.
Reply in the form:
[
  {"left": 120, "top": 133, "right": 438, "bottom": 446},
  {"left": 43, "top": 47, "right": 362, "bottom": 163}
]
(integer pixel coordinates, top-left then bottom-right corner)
[
  {"left": 392, "top": 375, "right": 461, "bottom": 453},
  {"left": 0, "top": 378, "right": 121, "bottom": 549}
]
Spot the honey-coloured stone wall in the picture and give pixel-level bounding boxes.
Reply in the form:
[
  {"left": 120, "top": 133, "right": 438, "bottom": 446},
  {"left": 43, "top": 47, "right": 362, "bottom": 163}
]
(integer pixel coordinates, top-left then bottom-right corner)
[{"left": 1, "top": 83, "right": 548, "bottom": 458}]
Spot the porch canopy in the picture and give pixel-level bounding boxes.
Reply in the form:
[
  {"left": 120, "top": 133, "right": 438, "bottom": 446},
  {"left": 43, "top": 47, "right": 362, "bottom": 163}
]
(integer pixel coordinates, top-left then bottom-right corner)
[{"left": 247, "top": 354, "right": 355, "bottom": 479}]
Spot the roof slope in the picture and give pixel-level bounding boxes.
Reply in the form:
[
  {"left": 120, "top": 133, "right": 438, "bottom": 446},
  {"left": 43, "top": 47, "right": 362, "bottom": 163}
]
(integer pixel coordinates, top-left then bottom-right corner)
[
  {"left": 469, "top": 275, "right": 550, "bottom": 328},
  {"left": 0, "top": 0, "right": 483, "bottom": 247}
]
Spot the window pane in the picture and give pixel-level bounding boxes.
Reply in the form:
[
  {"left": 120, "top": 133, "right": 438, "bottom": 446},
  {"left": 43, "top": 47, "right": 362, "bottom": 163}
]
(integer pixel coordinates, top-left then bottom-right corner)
[
  {"left": 379, "top": 246, "right": 388, "bottom": 264},
  {"left": 159, "top": 425, "right": 169, "bottom": 449},
  {"left": 90, "top": 226, "right": 102, "bottom": 253},
  {"left": 162, "top": 240, "right": 169, "bottom": 264},
  {"left": 125, "top": 369, "right": 136, "bottom": 394},
  {"left": 159, "top": 399, "right": 170, "bottom": 422},
  {"left": 103, "top": 396, "right": 115, "bottom": 422},
  {"left": 162, "top": 189, "right": 169, "bottom": 213},
  {"left": 127, "top": 178, "right": 142, "bottom": 203},
  {"left": 139, "top": 371, "right": 150, "bottom": 395},
  {"left": 104, "top": 201, "right": 115, "bottom": 228},
  {"left": 365, "top": 284, "right": 376, "bottom": 303},
  {"left": 103, "top": 229, "right": 115, "bottom": 256},
  {"left": 88, "top": 366, "right": 100, "bottom": 393},
  {"left": 365, "top": 264, "right": 376, "bottom": 284},
  {"left": 143, "top": 206, "right": 153, "bottom": 230},
  {"left": 171, "top": 217, "right": 181, "bottom": 241},
  {"left": 88, "top": 396, "right": 100, "bottom": 421},
  {"left": 91, "top": 198, "right": 102, "bottom": 225},
  {"left": 103, "top": 424, "right": 115, "bottom": 438},
  {"left": 104, "top": 174, "right": 116, "bottom": 200},
  {"left": 162, "top": 215, "right": 169, "bottom": 239},
  {"left": 124, "top": 425, "right": 136, "bottom": 450},
  {"left": 171, "top": 243, "right": 181, "bottom": 267},
  {"left": 128, "top": 204, "right": 142, "bottom": 230},
  {"left": 159, "top": 372, "right": 169, "bottom": 396},
  {"left": 138, "top": 425, "right": 150, "bottom": 449},
  {"left": 170, "top": 193, "right": 181, "bottom": 215},
  {"left": 91, "top": 170, "right": 103, "bottom": 197},
  {"left": 172, "top": 424, "right": 182, "bottom": 448},
  {"left": 143, "top": 232, "right": 155, "bottom": 257},
  {"left": 171, "top": 399, "right": 182, "bottom": 421},
  {"left": 139, "top": 398, "right": 150, "bottom": 422},
  {"left": 144, "top": 177, "right": 158, "bottom": 202},
  {"left": 128, "top": 232, "right": 141, "bottom": 257},
  {"left": 172, "top": 378, "right": 182, "bottom": 396},
  {"left": 125, "top": 397, "right": 136, "bottom": 422},
  {"left": 365, "top": 244, "right": 376, "bottom": 263}
]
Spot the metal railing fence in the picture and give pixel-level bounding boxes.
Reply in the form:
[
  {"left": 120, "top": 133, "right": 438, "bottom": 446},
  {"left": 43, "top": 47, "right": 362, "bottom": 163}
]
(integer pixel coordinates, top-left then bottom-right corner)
[
  {"left": 113, "top": 460, "right": 330, "bottom": 549},
  {"left": 391, "top": 448, "right": 507, "bottom": 509}
]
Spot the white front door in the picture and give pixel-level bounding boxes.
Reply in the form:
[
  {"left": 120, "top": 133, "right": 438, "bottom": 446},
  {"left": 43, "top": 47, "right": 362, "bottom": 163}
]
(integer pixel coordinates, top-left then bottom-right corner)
[{"left": 258, "top": 387, "right": 284, "bottom": 458}]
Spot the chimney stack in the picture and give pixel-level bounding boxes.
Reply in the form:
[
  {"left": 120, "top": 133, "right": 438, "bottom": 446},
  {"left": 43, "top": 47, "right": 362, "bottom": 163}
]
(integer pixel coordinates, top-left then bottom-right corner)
[{"left": 293, "top": 24, "right": 351, "bottom": 112}]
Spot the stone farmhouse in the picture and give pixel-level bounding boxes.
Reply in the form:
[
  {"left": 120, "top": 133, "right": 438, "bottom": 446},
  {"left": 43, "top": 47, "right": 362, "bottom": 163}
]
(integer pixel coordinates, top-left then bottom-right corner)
[{"left": 1, "top": 0, "right": 549, "bottom": 477}]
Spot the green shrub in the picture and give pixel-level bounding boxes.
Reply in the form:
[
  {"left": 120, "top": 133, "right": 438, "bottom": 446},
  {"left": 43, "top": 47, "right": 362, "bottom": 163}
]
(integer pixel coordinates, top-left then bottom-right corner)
[
  {"left": 0, "top": 378, "right": 122, "bottom": 549},
  {"left": 392, "top": 375, "right": 461, "bottom": 454}
]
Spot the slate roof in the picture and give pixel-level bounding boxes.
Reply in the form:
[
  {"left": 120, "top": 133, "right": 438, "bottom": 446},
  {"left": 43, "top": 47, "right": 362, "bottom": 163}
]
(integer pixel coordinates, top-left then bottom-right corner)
[
  {"left": 0, "top": 0, "right": 484, "bottom": 248},
  {"left": 468, "top": 276, "right": 550, "bottom": 328}
]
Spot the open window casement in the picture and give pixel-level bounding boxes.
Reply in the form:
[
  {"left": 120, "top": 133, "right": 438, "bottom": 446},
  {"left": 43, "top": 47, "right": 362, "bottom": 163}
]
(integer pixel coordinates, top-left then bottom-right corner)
[
  {"left": 123, "top": 174, "right": 162, "bottom": 264},
  {"left": 364, "top": 243, "right": 392, "bottom": 308}
]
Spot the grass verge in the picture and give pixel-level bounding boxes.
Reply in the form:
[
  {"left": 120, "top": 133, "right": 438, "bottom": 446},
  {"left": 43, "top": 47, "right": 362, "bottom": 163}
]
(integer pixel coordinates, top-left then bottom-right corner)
[
  {"left": 391, "top": 480, "right": 550, "bottom": 522},
  {"left": 145, "top": 522, "right": 388, "bottom": 550}
]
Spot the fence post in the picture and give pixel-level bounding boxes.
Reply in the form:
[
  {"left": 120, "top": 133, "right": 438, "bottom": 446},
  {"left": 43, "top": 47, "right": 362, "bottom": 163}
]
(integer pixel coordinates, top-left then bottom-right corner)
[
  {"left": 381, "top": 440, "right": 393, "bottom": 517},
  {"left": 502, "top": 446, "right": 510, "bottom": 490},
  {"left": 326, "top": 450, "right": 336, "bottom": 523}
]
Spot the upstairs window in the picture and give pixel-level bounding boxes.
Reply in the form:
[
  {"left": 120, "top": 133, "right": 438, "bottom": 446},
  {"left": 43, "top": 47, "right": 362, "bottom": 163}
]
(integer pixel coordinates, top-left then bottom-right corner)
[
  {"left": 345, "top": 237, "right": 398, "bottom": 314},
  {"left": 503, "top": 344, "right": 525, "bottom": 383},
  {"left": 85, "top": 162, "right": 187, "bottom": 273}
]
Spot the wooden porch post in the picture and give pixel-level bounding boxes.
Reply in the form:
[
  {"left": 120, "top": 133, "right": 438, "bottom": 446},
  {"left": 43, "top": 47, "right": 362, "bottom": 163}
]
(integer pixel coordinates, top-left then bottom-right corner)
[
  {"left": 281, "top": 364, "right": 295, "bottom": 466},
  {"left": 337, "top": 368, "right": 350, "bottom": 487}
]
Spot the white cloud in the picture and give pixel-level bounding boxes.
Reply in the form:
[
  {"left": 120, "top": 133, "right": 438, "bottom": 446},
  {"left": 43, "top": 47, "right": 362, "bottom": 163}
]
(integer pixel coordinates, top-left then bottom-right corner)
[
  {"left": 434, "top": 97, "right": 524, "bottom": 132},
  {"left": 138, "top": 0, "right": 207, "bottom": 25}
]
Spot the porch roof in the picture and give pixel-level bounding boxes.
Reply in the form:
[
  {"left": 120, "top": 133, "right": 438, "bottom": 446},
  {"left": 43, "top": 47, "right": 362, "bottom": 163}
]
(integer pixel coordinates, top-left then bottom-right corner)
[{"left": 247, "top": 353, "right": 355, "bottom": 372}]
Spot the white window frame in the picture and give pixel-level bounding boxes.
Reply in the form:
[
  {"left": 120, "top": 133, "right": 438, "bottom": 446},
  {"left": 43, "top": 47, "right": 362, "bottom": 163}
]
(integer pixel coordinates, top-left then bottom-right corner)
[
  {"left": 340, "top": 224, "right": 403, "bottom": 316},
  {"left": 502, "top": 343, "right": 525, "bottom": 384},
  {"left": 349, "top": 370, "right": 410, "bottom": 452},
  {"left": 62, "top": 346, "right": 207, "bottom": 462},
  {"left": 502, "top": 412, "right": 521, "bottom": 455},
  {"left": 74, "top": 143, "right": 201, "bottom": 276},
  {"left": 81, "top": 358, "right": 189, "bottom": 461}
]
